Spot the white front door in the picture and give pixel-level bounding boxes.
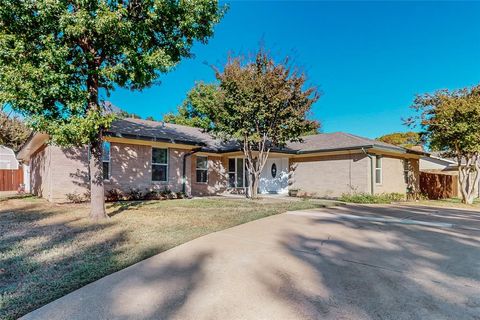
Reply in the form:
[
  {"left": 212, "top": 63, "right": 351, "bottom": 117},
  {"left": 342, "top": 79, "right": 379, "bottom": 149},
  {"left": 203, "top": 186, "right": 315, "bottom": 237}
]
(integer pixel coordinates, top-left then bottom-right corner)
[{"left": 259, "top": 158, "right": 289, "bottom": 194}]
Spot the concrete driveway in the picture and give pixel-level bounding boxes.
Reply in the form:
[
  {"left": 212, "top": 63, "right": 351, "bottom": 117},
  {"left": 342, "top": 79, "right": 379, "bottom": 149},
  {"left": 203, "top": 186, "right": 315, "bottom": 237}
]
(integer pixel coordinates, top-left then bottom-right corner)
[{"left": 22, "top": 205, "right": 480, "bottom": 320}]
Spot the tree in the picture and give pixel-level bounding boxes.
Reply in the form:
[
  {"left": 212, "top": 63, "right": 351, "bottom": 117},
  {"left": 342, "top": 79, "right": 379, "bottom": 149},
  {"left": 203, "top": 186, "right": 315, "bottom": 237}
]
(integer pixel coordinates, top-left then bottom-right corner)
[
  {"left": 165, "top": 80, "right": 321, "bottom": 134},
  {"left": 164, "top": 83, "right": 220, "bottom": 129},
  {"left": 376, "top": 132, "right": 422, "bottom": 149},
  {"left": 171, "top": 50, "right": 319, "bottom": 198},
  {"left": 409, "top": 85, "right": 480, "bottom": 204},
  {"left": 0, "top": 1, "right": 225, "bottom": 219},
  {"left": 0, "top": 110, "right": 31, "bottom": 152}
]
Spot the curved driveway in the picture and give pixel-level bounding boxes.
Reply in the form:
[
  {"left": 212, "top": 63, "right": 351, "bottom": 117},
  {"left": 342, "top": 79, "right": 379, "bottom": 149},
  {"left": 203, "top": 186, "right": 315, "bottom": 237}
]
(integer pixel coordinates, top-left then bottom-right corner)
[{"left": 22, "top": 205, "right": 480, "bottom": 320}]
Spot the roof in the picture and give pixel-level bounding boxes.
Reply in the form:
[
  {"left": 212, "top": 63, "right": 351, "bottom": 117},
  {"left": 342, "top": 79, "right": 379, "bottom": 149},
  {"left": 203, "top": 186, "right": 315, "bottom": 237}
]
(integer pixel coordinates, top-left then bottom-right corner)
[
  {"left": 285, "top": 132, "right": 409, "bottom": 154},
  {"left": 0, "top": 146, "right": 15, "bottom": 156},
  {"left": 106, "top": 119, "right": 423, "bottom": 155},
  {"left": 18, "top": 118, "right": 426, "bottom": 160},
  {"left": 105, "top": 118, "right": 239, "bottom": 152}
]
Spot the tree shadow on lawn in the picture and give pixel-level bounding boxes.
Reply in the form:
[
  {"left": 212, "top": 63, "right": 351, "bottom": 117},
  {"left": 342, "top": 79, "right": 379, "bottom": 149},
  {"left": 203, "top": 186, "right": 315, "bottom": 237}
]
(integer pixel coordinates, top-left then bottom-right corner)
[
  {"left": 26, "top": 250, "right": 214, "bottom": 320},
  {"left": 0, "top": 202, "right": 126, "bottom": 320},
  {"left": 257, "top": 206, "right": 480, "bottom": 319}
]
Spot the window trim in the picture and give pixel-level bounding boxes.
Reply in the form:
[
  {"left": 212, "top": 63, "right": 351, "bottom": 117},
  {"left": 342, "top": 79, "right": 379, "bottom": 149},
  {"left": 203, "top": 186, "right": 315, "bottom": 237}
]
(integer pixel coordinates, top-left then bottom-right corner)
[
  {"left": 102, "top": 142, "right": 111, "bottom": 181},
  {"left": 228, "top": 157, "right": 247, "bottom": 189},
  {"left": 195, "top": 156, "right": 208, "bottom": 184},
  {"left": 375, "top": 156, "right": 382, "bottom": 185},
  {"left": 152, "top": 147, "right": 168, "bottom": 182}
]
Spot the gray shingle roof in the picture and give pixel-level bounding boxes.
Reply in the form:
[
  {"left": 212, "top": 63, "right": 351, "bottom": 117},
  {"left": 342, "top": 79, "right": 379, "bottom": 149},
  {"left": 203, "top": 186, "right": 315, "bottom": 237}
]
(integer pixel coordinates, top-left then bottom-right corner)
[
  {"left": 285, "top": 132, "right": 406, "bottom": 153},
  {"left": 106, "top": 118, "right": 415, "bottom": 155},
  {"left": 105, "top": 118, "right": 239, "bottom": 152}
]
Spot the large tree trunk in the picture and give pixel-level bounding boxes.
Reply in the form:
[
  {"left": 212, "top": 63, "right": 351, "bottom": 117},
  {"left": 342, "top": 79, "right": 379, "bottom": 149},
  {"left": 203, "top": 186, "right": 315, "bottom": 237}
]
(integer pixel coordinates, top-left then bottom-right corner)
[
  {"left": 89, "top": 131, "right": 107, "bottom": 220},
  {"left": 458, "top": 154, "right": 480, "bottom": 205},
  {"left": 85, "top": 51, "right": 107, "bottom": 219}
]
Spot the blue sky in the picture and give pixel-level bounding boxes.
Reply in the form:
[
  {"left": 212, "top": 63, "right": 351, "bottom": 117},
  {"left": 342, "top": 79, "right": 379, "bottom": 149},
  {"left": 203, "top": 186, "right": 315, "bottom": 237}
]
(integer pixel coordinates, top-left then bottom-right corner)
[{"left": 108, "top": 1, "right": 480, "bottom": 139}]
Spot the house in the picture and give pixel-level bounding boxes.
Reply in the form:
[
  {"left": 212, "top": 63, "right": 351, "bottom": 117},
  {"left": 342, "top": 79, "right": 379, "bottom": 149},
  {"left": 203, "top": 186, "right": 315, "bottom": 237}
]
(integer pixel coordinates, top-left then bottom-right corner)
[
  {"left": 17, "top": 118, "right": 425, "bottom": 202},
  {"left": 0, "top": 146, "right": 19, "bottom": 170}
]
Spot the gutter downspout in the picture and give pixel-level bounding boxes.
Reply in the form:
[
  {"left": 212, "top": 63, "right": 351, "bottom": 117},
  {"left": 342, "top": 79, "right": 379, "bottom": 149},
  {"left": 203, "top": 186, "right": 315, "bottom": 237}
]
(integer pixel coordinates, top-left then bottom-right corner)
[
  {"left": 182, "top": 148, "right": 202, "bottom": 195},
  {"left": 362, "top": 148, "right": 375, "bottom": 195}
]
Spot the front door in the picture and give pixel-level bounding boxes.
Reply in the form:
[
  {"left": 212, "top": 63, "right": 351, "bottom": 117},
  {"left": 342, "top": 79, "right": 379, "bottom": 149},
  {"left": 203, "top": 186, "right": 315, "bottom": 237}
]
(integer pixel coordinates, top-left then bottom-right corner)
[{"left": 259, "top": 158, "right": 288, "bottom": 194}]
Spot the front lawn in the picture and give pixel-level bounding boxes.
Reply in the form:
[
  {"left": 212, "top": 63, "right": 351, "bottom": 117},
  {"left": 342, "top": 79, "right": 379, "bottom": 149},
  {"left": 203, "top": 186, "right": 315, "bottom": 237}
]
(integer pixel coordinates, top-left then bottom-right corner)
[{"left": 0, "top": 196, "right": 326, "bottom": 319}]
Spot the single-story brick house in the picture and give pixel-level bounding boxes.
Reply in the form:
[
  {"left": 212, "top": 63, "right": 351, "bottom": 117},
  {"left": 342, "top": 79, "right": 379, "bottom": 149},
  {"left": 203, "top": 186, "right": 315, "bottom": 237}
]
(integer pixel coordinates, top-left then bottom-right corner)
[{"left": 17, "top": 118, "right": 425, "bottom": 202}]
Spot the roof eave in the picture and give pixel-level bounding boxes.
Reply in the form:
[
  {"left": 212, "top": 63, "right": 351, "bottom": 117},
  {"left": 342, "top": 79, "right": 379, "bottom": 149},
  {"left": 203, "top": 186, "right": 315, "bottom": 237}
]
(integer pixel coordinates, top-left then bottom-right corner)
[{"left": 103, "top": 131, "right": 207, "bottom": 148}]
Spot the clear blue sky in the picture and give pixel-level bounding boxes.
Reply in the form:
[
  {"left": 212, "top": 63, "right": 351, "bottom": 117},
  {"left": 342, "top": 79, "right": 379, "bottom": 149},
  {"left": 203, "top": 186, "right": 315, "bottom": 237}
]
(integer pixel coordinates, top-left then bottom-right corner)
[{"left": 108, "top": 1, "right": 480, "bottom": 139}]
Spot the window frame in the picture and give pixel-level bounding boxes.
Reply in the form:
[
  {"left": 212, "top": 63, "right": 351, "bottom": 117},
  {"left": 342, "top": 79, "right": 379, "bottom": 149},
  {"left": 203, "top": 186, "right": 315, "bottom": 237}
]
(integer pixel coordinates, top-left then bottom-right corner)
[
  {"left": 375, "top": 155, "right": 382, "bottom": 185},
  {"left": 195, "top": 156, "right": 208, "bottom": 184},
  {"left": 228, "top": 157, "right": 247, "bottom": 189},
  {"left": 151, "top": 148, "right": 168, "bottom": 182},
  {"left": 102, "top": 142, "right": 111, "bottom": 181}
]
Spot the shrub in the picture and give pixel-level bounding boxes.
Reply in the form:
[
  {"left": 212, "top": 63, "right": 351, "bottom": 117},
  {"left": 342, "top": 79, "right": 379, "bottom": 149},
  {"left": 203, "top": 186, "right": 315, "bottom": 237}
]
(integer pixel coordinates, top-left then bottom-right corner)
[
  {"left": 126, "top": 188, "right": 144, "bottom": 201},
  {"left": 340, "top": 192, "right": 405, "bottom": 204},
  {"left": 105, "top": 188, "right": 124, "bottom": 202},
  {"left": 65, "top": 192, "right": 88, "bottom": 203}
]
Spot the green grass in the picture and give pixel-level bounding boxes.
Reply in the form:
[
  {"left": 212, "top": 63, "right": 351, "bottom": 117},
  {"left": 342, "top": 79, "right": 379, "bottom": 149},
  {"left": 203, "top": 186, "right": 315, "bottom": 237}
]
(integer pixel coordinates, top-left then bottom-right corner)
[
  {"left": 339, "top": 192, "right": 405, "bottom": 204},
  {"left": 0, "top": 196, "right": 326, "bottom": 320}
]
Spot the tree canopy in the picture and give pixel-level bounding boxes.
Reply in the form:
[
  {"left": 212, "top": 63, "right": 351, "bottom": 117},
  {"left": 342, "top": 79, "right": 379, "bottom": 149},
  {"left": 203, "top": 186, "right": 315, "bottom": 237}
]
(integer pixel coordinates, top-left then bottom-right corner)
[
  {"left": 168, "top": 50, "right": 319, "bottom": 198},
  {"left": 0, "top": 0, "right": 225, "bottom": 218},
  {"left": 376, "top": 132, "right": 422, "bottom": 149},
  {"left": 409, "top": 85, "right": 480, "bottom": 204},
  {"left": 0, "top": 110, "right": 31, "bottom": 152}
]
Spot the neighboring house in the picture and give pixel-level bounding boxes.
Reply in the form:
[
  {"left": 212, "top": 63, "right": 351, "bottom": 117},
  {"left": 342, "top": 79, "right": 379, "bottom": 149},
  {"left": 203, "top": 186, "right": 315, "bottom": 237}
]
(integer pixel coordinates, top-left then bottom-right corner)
[
  {"left": 17, "top": 118, "right": 425, "bottom": 202},
  {"left": 0, "top": 146, "right": 19, "bottom": 169}
]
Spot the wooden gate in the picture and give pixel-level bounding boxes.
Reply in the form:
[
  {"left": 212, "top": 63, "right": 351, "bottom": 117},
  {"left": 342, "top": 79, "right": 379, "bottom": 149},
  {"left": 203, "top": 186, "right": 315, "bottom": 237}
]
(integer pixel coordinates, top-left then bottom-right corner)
[
  {"left": 420, "top": 172, "right": 458, "bottom": 199},
  {"left": 0, "top": 167, "right": 24, "bottom": 191}
]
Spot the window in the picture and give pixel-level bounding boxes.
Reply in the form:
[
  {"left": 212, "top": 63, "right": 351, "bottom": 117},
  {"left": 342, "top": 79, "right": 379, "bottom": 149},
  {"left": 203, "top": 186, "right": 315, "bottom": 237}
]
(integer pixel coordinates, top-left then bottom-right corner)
[
  {"left": 228, "top": 158, "right": 246, "bottom": 188},
  {"left": 102, "top": 142, "right": 111, "bottom": 180},
  {"left": 403, "top": 159, "right": 410, "bottom": 184},
  {"left": 152, "top": 148, "right": 168, "bottom": 182},
  {"left": 196, "top": 156, "right": 208, "bottom": 183},
  {"left": 375, "top": 156, "right": 382, "bottom": 184}
]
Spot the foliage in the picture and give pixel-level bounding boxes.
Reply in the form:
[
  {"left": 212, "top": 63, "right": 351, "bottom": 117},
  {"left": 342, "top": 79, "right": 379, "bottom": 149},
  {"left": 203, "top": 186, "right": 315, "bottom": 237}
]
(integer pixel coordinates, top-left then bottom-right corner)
[
  {"left": 339, "top": 192, "right": 405, "bottom": 204},
  {"left": 0, "top": 110, "right": 31, "bottom": 151},
  {"left": 0, "top": 0, "right": 225, "bottom": 145},
  {"left": 376, "top": 131, "right": 422, "bottom": 149},
  {"left": 164, "top": 83, "right": 220, "bottom": 129},
  {"left": 166, "top": 49, "right": 319, "bottom": 198},
  {"left": 65, "top": 192, "right": 90, "bottom": 203},
  {"left": 408, "top": 85, "right": 480, "bottom": 204},
  {"left": 0, "top": 0, "right": 225, "bottom": 218}
]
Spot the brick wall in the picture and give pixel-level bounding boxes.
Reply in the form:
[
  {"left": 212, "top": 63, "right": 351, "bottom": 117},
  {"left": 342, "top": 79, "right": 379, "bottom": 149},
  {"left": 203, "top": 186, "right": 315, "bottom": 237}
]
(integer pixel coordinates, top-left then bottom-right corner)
[
  {"left": 30, "top": 145, "right": 89, "bottom": 202},
  {"left": 289, "top": 153, "right": 370, "bottom": 197},
  {"left": 190, "top": 154, "right": 227, "bottom": 196}
]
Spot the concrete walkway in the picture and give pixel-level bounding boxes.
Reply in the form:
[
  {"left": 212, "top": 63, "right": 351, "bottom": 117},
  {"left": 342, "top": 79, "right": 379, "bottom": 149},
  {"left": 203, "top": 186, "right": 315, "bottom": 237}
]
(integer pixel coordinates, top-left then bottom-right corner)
[{"left": 22, "top": 205, "right": 480, "bottom": 320}]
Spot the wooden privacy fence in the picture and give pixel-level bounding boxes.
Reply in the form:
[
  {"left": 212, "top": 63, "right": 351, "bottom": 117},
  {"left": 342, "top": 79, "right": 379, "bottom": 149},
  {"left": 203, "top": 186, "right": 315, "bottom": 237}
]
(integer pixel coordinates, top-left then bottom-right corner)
[
  {"left": 420, "top": 171, "right": 458, "bottom": 200},
  {"left": 0, "top": 167, "right": 23, "bottom": 191}
]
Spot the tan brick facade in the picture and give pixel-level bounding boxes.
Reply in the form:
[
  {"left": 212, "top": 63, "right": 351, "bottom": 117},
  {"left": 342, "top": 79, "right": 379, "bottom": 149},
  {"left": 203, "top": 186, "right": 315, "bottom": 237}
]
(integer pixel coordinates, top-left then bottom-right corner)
[
  {"left": 30, "top": 142, "right": 228, "bottom": 202},
  {"left": 289, "top": 153, "right": 370, "bottom": 197},
  {"left": 30, "top": 145, "right": 89, "bottom": 202},
  {"left": 29, "top": 141, "right": 420, "bottom": 202}
]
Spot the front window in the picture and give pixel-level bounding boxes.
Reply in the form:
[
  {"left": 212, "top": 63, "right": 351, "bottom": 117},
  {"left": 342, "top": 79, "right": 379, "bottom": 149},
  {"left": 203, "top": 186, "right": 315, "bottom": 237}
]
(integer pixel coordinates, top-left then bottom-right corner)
[
  {"left": 375, "top": 156, "right": 382, "bottom": 184},
  {"left": 403, "top": 159, "right": 410, "bottom": 184},
  {"left": 196, "top": 156, "right": 208, "bottom": 183},
  {"left": 152, "top": 148, "right": 168, "bottom": 182},
  {"left": 228, "top": 158, "right": 246, "bottom": 188},
  {"left": 102, "top": 142, "right": 111, "bottom": 180}
]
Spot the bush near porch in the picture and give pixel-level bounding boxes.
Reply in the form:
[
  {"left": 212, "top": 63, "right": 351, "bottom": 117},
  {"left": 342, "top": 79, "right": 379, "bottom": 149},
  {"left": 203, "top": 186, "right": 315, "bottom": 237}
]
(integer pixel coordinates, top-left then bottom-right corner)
[{"left": 0, "top": 196, "right": 326, "bottom": 320}]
